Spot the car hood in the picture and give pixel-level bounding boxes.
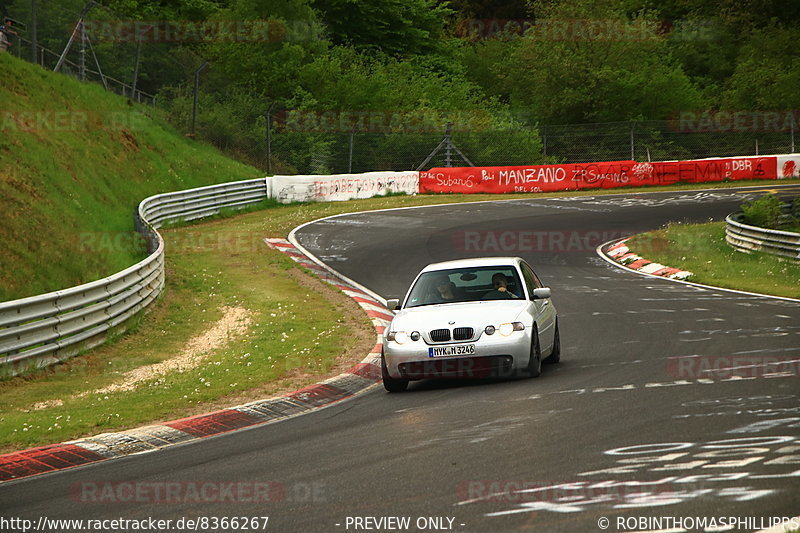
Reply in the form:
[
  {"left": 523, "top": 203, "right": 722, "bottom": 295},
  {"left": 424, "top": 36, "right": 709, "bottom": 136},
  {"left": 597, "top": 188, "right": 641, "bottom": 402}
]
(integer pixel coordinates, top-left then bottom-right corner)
[{"left": 391, "top": 300, "right": 529, "bottom": 331}]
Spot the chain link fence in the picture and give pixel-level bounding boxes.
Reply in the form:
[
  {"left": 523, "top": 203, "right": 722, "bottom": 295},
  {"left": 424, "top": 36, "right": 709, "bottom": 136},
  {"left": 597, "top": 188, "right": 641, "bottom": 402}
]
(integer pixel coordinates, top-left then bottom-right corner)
[
  {"left": 3, "top": 1, "right": 197, "bottom": 104},
  {"left": 206, "top": 119, "right": 796, "bottom": 174},
  {"left": 542, "top": 120, "right": 797, "bottom": 164},
  {"left": 186, "top": 103, "right": 797, "bottom": 174},
  {"left": 268, "top": 129, "right": 546, "bottom": 174}
]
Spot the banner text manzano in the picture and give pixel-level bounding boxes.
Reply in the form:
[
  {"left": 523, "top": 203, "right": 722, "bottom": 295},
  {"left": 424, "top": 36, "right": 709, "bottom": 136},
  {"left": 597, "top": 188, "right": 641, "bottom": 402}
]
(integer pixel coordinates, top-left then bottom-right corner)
[{"left": 420, "top": 155, "right": 782, "bottom": 194}]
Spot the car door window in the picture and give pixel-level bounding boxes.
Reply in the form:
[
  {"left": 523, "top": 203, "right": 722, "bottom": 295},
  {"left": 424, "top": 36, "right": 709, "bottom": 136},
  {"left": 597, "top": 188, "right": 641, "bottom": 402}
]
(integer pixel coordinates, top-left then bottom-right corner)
[{"left": 520, "top": 263, "right": 537, "bottom": 299}]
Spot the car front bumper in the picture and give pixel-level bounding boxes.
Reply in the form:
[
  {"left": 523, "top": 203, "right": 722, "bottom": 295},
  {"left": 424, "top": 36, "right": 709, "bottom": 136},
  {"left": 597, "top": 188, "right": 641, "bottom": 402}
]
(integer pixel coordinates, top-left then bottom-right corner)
[{"left": 383, "top": 330, "right": 532, "bottom": 379}]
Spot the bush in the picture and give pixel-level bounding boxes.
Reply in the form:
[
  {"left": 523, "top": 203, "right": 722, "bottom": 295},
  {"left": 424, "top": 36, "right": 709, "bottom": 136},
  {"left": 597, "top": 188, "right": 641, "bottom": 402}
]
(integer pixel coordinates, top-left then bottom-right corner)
[{"left": 740, "top": 194, "right": 784, "bottom": 228}]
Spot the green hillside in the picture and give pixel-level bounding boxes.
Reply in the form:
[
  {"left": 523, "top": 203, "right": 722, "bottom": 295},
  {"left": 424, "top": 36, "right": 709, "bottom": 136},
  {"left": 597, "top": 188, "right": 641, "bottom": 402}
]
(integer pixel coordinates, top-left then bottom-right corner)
[{"left": 0, "top": 53, "right": 261, "bottom": 301}]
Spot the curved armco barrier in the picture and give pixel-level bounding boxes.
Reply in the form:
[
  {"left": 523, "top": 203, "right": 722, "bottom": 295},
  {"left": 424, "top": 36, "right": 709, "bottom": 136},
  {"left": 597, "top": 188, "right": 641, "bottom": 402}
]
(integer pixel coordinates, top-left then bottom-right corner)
[
  {"left": 0, "top": 179, "right": 269, "bottom": 377},
  {"left": 420, "top": 154, "right": 791, "bottom": 194},
  {"left": 726, "top": 204, "right": 800, "bottom": 260}
]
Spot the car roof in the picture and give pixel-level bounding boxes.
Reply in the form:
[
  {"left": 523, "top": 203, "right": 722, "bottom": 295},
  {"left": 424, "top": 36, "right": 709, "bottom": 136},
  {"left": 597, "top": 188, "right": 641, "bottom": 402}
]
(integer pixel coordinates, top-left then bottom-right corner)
[{"left": 419, "top": 257, "right": 524, "bottom": 273}]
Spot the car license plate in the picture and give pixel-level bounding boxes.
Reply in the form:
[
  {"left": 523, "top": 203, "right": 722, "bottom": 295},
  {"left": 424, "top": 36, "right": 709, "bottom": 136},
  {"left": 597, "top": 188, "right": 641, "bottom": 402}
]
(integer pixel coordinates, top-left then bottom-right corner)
[{"left": 429, "top": 344, "right": 476, "bottom": 357}]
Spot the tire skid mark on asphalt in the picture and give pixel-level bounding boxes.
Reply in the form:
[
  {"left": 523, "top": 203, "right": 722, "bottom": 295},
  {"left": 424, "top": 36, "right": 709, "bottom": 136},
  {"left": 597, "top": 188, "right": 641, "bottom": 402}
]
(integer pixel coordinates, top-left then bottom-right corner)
[
  {"left": 0, "top": 238, "right": 389, "bottom": 484},
  {"left": 460, "top": 396, "right": 799, "bottom": 530},
  {"left": 525, "top": 371, "right": 800, "bottom": 401},
  {"left": 574, "top": 359, "right": 646, "bottom": 369}
]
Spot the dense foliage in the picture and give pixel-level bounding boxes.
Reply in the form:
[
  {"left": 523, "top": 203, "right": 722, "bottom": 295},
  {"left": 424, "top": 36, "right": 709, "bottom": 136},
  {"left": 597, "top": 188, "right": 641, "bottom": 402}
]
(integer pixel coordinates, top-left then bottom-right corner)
[{"left": 4, "top": 0, "right": 798, "bottom": 171}]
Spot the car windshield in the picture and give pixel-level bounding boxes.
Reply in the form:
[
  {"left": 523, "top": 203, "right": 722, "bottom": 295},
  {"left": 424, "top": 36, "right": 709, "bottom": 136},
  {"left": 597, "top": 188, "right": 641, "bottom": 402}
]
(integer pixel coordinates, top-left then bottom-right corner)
[{"left": 405, "top": 266, "right": 524, "bottom": 308}]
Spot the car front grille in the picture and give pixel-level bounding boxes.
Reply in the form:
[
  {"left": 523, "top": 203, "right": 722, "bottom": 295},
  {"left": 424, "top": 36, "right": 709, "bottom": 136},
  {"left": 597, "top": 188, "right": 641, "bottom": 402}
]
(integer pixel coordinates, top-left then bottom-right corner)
[
  {"left": 453, "top": 327, "right": 474, "bottom": 341},
  {"left": 429, "top": 329, "right": 451, "bottom": 342},
  {"left": 428, "top": 328, "right": 475, "bottom": 343}
]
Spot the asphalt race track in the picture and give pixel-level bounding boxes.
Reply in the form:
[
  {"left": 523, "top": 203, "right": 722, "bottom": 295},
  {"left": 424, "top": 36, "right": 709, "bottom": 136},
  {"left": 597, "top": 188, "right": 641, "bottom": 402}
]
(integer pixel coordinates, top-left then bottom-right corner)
[{"left": 2, "top": 185, "right": 799, "bottom": 533}]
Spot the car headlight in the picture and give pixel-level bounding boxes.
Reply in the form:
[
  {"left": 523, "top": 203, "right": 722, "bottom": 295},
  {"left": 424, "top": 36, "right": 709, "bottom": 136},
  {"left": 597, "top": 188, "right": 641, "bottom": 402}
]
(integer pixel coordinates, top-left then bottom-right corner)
[
  {"left": 387, "top": 331, "right": 420, "bottom": 344},
  {"left": 484, "top": 325, "right": 496, "bottom": 335},
  {"left": 498, "top": 322, "right": 525, "bottom": 336}
]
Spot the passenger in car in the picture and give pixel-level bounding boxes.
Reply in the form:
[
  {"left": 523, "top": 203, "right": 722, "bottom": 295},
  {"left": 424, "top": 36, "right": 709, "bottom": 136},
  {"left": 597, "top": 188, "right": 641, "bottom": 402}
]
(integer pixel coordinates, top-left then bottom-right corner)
[{"left": 434, "top": 275, "right": 464, "bottom": 303}]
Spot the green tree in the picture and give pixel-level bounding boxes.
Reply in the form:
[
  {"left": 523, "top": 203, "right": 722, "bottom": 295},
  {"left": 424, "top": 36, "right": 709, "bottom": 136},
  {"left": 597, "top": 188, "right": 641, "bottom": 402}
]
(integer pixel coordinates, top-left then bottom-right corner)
[
  {"left": 503, "top": 0, "right": 705, "bottom": 123},
  {"left": 722, "top": 25, "right": 800, "bottom": 110},
  {"left": 310, "top": 0, "right": 452, "bottom": 56}
]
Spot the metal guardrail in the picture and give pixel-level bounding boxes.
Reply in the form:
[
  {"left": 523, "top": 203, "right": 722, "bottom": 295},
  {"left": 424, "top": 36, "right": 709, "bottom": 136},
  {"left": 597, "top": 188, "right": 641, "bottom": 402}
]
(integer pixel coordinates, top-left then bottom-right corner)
[
  {"left": 0, "top": 178, "right": 268, "bottom": 377},
  {"left": 725, "top": 205, "right": 800, "bottom": 261}
]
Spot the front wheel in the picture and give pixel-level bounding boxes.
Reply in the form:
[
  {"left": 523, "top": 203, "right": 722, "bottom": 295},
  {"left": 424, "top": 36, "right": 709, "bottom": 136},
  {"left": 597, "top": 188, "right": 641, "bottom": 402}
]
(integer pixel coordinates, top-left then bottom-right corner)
[
  {"left": 526, "top": 327, "right": 542, "bottom": 378},
  {"left": 544, "top": 320, "right": 561, "bottom": 364},
  {"left": 381, "top": 350, "right": 409, "bottom": 392}
]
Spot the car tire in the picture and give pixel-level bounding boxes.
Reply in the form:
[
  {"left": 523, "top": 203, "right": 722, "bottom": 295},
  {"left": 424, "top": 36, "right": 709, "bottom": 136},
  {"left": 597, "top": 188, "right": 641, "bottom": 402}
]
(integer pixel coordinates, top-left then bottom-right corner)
[
  {"left": 381, "top": 349, "right": 409, "bottom": 392},
  {"left": 544, "top": 320, "right": 561, "bottom": 364},
  {"left": 526, "top": 326, "right": 542, "bottom": 378}
]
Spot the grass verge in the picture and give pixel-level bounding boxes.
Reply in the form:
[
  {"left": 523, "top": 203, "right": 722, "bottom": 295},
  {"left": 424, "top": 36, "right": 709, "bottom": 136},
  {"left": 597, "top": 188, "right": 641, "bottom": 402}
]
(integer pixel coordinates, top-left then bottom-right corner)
[
  {"left": 2, "top": 180, "right": 799, "bottom": 453},
  {"left": 0, "top": 53, "right": 261, "bottom": 301},
  {"left": 626, "top": 222, "right": 800, "bottom": 299}
]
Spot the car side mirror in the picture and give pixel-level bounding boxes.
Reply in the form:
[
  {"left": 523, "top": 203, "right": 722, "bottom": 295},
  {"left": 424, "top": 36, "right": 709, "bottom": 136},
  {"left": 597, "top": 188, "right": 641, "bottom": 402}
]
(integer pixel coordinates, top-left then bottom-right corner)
[
  {"left": 532, "top": 288, "right": 551, "bottom": 299},
  {"left": 386, "top": 298, "right": 401, "bottom": 310}
]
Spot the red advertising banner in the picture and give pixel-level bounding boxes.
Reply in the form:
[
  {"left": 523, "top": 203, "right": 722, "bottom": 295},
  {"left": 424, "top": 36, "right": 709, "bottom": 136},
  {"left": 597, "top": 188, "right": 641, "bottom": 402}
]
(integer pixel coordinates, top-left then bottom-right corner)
[
  {"left": 419, "top": 156, "right": 778, "bottom": 194},
  {"left": 647, "top": 156, "right": 777, "bottom": 184}
]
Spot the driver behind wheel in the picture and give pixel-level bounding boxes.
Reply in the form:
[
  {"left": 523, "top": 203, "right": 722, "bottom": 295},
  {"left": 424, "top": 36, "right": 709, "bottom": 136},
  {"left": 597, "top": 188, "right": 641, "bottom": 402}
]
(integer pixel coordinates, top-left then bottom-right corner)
[{"left": 484, "top": 273, "right": 519, "bottom": 299}]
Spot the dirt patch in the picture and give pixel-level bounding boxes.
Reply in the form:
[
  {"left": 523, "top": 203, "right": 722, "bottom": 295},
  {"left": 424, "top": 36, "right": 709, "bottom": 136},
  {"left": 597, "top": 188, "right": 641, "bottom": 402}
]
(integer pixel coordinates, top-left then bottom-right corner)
[
  {"left": 152, "top": 267, "right": 378, "bottom": 420},
  {"left": 22, "top": 267, "right": 378, "bottom": 430},
  {"left": 30, "top": 399, "right": 64, "bottom": 411},
  {"left": 120, "top": 129, "right": 139, "bottom": 151},
  {"left": 89, "top": 305, "right": 253, "bottom": 396}
]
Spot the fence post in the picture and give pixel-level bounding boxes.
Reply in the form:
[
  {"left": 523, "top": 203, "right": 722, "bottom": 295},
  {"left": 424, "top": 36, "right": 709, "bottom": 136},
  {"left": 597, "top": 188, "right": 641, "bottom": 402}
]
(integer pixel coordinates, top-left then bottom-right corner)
[
  {"left": 79, "top": 20, "right": 86, "bottom": 81},
  {"left": 791, "top": 117, "right": 795, "bottom": 154},
  {"left": 542, "top": 124, "right": 547, "bottom": 159},
  {"left": 86, "top": 35, "right": 108, "bottom": 90},
  {"left": 55, "top": 1, "right": 94, "bottom": 74},
  {"left": 348, "top": 128, "right": 355, "bottom": 173},
  {"left": 30, "top": 0, "right": 38, "bottom": 63},
  {"left": 445, "top": 122, "right": 453, "bottom": 167},
  {"left": 191, "top": 62, "right": 209, "bottom": 137},
  {"left": 630, "top": 120, "right": 636, "bottom": 160},
  {"left": 265, "top": 100, "right": 277, "bottom": 174}
]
